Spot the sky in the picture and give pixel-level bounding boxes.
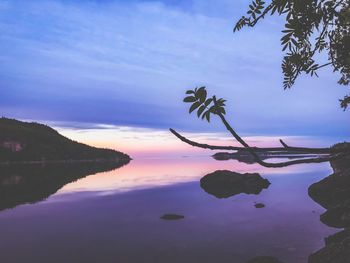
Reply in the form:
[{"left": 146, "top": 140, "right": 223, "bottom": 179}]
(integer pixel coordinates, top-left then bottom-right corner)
[{"left": 0, "top": 0, "right": 349, "bottom": 141}]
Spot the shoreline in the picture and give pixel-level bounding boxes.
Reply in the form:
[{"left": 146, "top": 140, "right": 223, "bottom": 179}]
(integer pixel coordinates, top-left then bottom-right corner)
[{"left": 0, "top": 157, "right": 131, "bottom": 166}]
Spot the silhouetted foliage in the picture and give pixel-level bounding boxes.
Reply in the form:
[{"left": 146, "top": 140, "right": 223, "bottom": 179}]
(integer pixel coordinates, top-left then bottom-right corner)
[
  {"left": 234, "top": 0, "right": 350, "bottom": 109},
  {"left": 183, "top": 87, "right": 226, "bottom": 122}
]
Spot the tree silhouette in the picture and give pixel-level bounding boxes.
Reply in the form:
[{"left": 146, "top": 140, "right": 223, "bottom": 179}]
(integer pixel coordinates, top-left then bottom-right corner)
[
  {"left": 170, "top": 2, "right": 350, "bottom": 166},
  {"left": 235, "top": 0, "right": 350, "bottom": 109}
]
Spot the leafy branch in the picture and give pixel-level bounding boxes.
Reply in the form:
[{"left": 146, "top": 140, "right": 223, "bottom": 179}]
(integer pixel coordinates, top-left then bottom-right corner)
[
  {"left": 234, "top": 0, "right": 350, "bottom": 109},
  {"left": 183, "top": 87, "right": 226, "bottom": 122}
]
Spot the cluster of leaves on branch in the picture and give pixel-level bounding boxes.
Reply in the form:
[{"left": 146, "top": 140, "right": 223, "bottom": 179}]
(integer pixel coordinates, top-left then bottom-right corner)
[
  {"left": 234, "top": 0, "right": 350, "bottom": 109},
  {"left": 183, "top": 87, "right": 226, "bottom": 122}
]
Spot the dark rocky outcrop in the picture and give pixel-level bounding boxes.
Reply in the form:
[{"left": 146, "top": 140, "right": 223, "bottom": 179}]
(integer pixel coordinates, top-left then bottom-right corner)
[
  {"left": 246, "top": 256, "right": 284, "bottom": 263},
  {"left": 160, "top": 214, "right": 184, "bottom": 220},
  {"left": 200, "top": 170, "right": 270, "bottom": 198},
  {"left": 320, "top": 202, "right": 350, "bottom": 228},
  {"left": 308, "top": 168, "right": 350, "bottom": 209},
  {"left": 308, "top": 153, "right": 350, "bottom": 228},
  {"left": 308, "top": 229, "right": 350, "bottom": 263},
  {"left": 308, "top": 144, "right": 350, "bottom": 263},
  {"left": 325, "top": 229, "right": 350, "bottom": 246}
]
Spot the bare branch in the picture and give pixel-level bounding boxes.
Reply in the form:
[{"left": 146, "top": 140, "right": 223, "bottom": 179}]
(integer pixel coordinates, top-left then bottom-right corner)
[
  {"left": 169, "top": 129, "right": 243, "bottom": 151},
  {"left": 279, "top": 139, "right": 289, "bottom": 148},
  {"left": 170, "top": 128, "right": 339, "bottom": 154},
  {"left": 170, "top": 128, "right": 349, "bottom": 167}
]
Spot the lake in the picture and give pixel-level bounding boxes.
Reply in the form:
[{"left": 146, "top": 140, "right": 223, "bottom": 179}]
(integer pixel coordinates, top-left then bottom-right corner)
[{"left": 0, "top": 155, "right": 337, "bottom": 263}]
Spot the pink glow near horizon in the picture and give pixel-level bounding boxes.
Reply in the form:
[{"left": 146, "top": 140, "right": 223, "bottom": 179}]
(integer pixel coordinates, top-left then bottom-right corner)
[
  {"left": 56, "top": 125, "right": 328, "bottom": 158},
  {"left": 50, "top": 125, "right": 333, "bottom": 196}
]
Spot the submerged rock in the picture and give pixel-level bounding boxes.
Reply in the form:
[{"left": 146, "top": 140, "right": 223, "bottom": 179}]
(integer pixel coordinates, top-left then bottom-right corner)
[
  {"left": 254, "top": 203, "right": 265, "bottom": 208},
  {"left": 246, "top": 256, "right": 284, "bottom": 263},
  {"left": 160, "top": 214, "right": 184, "bottom": 220},
  {"left": 200, "top": 170, "right": 270, "bottom": 198}
]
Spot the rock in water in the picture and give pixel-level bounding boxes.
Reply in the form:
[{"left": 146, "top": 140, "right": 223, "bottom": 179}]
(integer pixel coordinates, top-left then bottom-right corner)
[
  {"left": 160, "top": 214, "right": 184, "bottom": 220},
  {"left": 246, "top": 256, "right": 284, "bottom": 263},
  {"left": 254, "top": 203, "right": 265, "bottom": 208},
  {"left": 308, "top": 156, "right": 350, "bottom": 228},
  {"left": 320, "top": 202, "right": 350, "bottom": 228},
  {"left": 307, "top": 148, "right": 350, "bottom": 263},
  {"left": 200, "top": 170, "right": 270, "bottom": 198},
  {"left": 308, "top": 168, "right": 350, "bottom": 209}
]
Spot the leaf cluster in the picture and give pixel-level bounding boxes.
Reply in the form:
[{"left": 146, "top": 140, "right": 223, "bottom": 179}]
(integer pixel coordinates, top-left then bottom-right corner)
[
  {"left": 234, "top": 0, "right": 350, "bottom": 110},
  {"left": 183, "top": 87, "right": 226, "bottom": 122}
]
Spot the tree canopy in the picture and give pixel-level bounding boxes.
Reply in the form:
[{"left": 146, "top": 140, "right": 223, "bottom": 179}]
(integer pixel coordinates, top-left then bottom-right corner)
[{"left": 234, "top": 0, "right": 350, "bottom": 109}]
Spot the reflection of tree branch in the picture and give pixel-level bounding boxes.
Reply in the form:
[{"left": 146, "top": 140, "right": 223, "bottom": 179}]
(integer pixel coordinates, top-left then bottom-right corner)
[{"left": 215, "top": 110, "right": 348, "bottom": 167}]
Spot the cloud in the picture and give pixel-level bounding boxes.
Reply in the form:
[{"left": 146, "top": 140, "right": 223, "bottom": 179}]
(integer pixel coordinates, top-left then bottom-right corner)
[{"left": 0, "top": 0, "right": 349, "bottom": 137}]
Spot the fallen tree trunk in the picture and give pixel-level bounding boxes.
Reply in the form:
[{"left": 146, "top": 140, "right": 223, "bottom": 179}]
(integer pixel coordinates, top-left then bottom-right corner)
[
  {"left": 170, "top": 128, "right": 349, "bottom": 168},
  {"left": 170, "top": 129, "right": 340, "bottom": 154}
]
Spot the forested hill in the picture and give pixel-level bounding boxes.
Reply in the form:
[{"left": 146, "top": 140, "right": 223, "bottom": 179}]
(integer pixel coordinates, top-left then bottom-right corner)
[{"left": 0, "top": 118, "right": 130, "bottom": 163}]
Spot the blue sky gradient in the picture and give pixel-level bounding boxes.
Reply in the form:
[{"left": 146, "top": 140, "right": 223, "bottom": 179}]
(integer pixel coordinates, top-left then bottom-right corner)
[{"left": 0, "top": 0, "right": 349, "bottom": 137}]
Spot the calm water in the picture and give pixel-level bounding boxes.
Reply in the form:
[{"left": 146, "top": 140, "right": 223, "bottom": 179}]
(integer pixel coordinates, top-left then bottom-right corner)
[{"left": 0, "top": 156, "right": 337, "bottom": 263}]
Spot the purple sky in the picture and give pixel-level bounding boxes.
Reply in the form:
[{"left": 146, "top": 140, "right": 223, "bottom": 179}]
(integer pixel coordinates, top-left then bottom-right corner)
[{"left": 0, "top": 0, "right": 349, "bottom": 137}]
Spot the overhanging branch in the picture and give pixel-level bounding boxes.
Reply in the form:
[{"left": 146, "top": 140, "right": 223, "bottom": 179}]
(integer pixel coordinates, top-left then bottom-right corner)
[
  {"left": 170, "top": 128, "right": 337, "bottom": 154},
  {"left": 170, "top": 128, "right": 348, "bottom": 167}
]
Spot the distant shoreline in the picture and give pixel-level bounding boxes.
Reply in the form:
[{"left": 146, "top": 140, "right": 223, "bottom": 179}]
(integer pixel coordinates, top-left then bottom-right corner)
[
  {"left": 0, "top": 118, "right": 131, "bottom": 165},
  {"left": 0, "top": 157, "right": 131, "bottom": 166}
]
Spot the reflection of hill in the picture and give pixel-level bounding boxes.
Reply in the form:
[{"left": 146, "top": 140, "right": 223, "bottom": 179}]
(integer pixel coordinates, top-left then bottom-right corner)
[
  {"left": 0, "top": 160, "right": 130, "bottom": 211},
  {"left": 308, "top": 146, "right": 350, "bottom": 263}
]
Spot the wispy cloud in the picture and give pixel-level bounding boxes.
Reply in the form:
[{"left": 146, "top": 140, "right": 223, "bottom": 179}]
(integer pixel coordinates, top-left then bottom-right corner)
[{"left": 0, "top": 0, "right": 348, "bottom": 137}]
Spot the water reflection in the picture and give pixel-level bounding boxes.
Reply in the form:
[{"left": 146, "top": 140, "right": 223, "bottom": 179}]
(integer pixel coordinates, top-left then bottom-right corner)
[
  {"left": 0, "top": 160, "right": 129, "bottom": 211},
  {"left": 0, "top": 156, "right": 337, "bottom": 263},
  {"left": 57, "top": 156, "right": 327, "bottom": 195}
]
